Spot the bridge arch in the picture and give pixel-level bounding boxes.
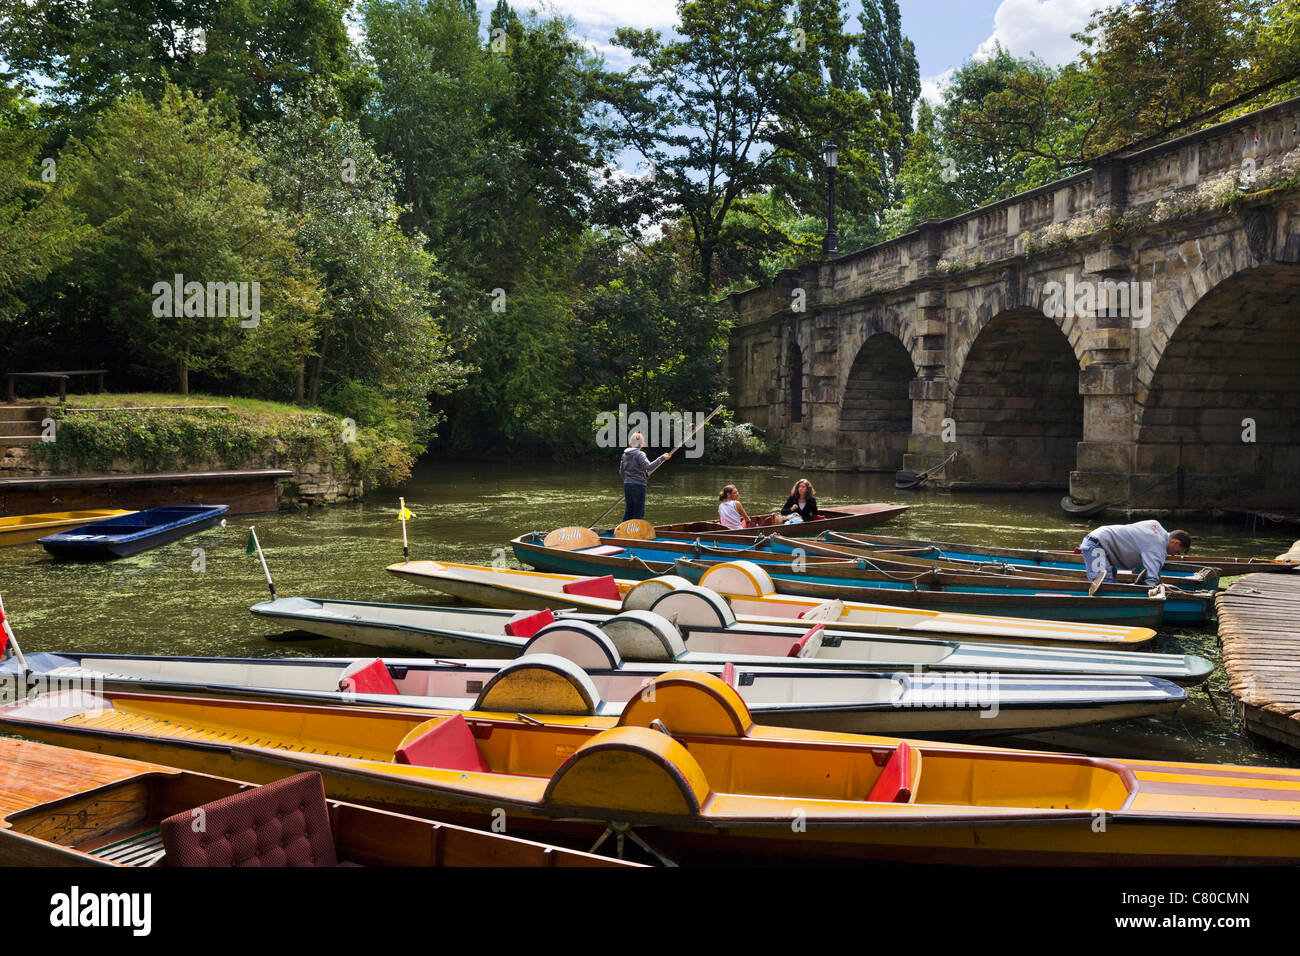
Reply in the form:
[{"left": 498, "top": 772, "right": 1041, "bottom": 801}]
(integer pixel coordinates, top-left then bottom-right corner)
[
  {"left": 949, "top": 307, "right": 1083, "bottom": 487},
  {"left": 1134, "top": 264, "right": 1300, "bottom": 509},
  {"left": 836, "top": 332, "right": 916, "bottom": 470}
]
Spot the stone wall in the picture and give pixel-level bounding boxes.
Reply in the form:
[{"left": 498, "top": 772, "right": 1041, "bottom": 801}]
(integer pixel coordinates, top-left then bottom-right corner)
[
  {"left": 725, "top": 95, "right": 1300, "bottom": 512},
  {"left": 0, "top": 413, "right": 362, "bottom": 507}
]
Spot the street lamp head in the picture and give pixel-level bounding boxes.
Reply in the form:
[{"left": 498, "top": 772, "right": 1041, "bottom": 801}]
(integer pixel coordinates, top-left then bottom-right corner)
[{"left": 822, "top": 140, "right": 839, "bottom": 169}]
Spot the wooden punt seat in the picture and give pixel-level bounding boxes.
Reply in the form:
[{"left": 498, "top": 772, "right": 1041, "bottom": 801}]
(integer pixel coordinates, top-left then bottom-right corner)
[
  {"left": 649, "top": 584, "right": 737, "bottom": 629},
  {"left": 543, "top": 726, "right": 712, "bottom": 817},
  {"left": 621, "top": 575, "right": 692, "bottom": 611},
  {"left": 160, "top": 771, "right": 357, "bottom": 867},
  {"left": 562, "top": 574, "right": 620, "bottom": 601},
  {"left": 618, "top": 670, "right": 753, "bottom": 737},
  {"left": 576, "top": 545, "right": 626, "bottom": 557},
  {"left": 523, "top": 620, "right": 623, "bottom": 669},
  {"left": 393, "top": 714, "right": 491, "bottom": 773},
  {"left": 598, "top": 611, "right": 686, "bottom": 662},
  {"left": 866, "top": 743, "right": 921, "bottom": 804},
  {"left": 474, "top": 654, "right": 601, "bottom": 716},
  {"left": 504, "top": 608, "right": 555, "bottom": 638},
  {"left": 697, "top": 560, "right": 776, "bottom": 598},
  {"left": 337, "top": 658, "right": 400, "bottom": 695}
]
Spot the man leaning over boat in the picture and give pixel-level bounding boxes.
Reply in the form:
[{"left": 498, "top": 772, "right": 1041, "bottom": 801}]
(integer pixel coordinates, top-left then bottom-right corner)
[{"left": 1080, "top": 520, "right": 1192, "bottom": 596}]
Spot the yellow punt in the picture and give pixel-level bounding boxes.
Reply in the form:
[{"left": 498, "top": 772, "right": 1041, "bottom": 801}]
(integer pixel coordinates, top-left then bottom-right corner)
[
  {"left": 0, "top": 510, "right": 136, "bottom": 547},
  {"left": 4, "top": 673, "right": 1299, "bottom": 865},
  {"left": 387, "top": 559, "right": 1157, "bottom": 648}
]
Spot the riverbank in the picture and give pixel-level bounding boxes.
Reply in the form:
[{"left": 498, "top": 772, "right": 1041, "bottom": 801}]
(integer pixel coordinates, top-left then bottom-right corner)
[{"left": 0, "top": 393, "right": 419, "bottom": 506}]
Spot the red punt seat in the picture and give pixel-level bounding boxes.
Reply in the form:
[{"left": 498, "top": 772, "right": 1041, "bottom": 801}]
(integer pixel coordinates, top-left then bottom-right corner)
[
  {"left": 561, "top": 575, "right": 620, "bottom": 601},
  {"left": 338, "top": 659, "right": 399, "bottom": 695},
  {"left": 504, "top": 608, "right": 555, "bottom": 637},
  {"left": 867, "top": 742, "right": 919, "bottom": 804},
  {"left": 394, "top": 713, "right": 491, "bottom": 773}
]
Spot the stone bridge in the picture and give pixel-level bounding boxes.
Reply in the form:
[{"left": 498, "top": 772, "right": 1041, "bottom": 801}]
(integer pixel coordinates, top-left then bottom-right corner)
[{"left": 724, "top": 96, "right": 1300, "bottom": 514}]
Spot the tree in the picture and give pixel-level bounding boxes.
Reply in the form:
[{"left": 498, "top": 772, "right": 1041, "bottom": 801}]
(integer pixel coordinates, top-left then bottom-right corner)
[
  {"left": 0, "top": 0, "right": 356, "bottom": 137},
  {"left": 0, "top": 79, "right": 93, "bottom": 320},
  {"left": 255, "top": 80, "right": 467, "bottom": 424},
  {"left": 859, "top": 0, "right": 921, "bottom": 201},
  {"left": 602, "top": 0, "right": 806, "bottom": 294},
  {"left": 57, "top": 86, "right": 319, "bottom": 395}
]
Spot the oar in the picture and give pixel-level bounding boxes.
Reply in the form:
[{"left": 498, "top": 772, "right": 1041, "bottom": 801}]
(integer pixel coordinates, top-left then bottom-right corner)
[
  {"left": 0, "top": 592, "right": 30, "bottom": 676},
  {"left": 587, "top": 405, "right": 727, "bottom": 529},
  {"left": 246, "top": 526, "right": 277, "bottom": 601}
]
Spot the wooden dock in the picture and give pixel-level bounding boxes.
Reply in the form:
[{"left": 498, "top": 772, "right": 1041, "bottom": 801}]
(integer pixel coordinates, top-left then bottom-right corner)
[
  {"left": 1216, "top": 572, "right": 1300, "bottom": 750},
  {"left": 0, "top": 469, "right": 294, "bottom": 517}
]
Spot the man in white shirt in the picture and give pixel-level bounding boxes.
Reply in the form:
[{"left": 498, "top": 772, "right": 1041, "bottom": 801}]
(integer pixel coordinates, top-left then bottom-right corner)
[{"left": 1079, "top": 520, "right": 1192, "bottom": 594}]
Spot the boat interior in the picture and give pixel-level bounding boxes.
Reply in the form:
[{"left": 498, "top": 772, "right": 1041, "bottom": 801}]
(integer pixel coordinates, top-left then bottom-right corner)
[
  {"left": 0, "top": 768, "right": 613, "bottom": 867},
  {"left": 3, "top": 674, "right": 1137, "bottom": 817}
]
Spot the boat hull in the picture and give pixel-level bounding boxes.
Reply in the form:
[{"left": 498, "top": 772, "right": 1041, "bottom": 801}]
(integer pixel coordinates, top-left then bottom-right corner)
[
  {"left": 40, "top": 505, "right": 229, "bottom": 559},
  {"left": 645, "top": 503, "right": 909, "bottom": 541},
  {"left": 249, "top": 597, "right": 1208, "bottom": 683},
  {"left": 0, "top": 510, "right": 136, "bottom": 547},
  {"left": 386, "top": 561, "right": 1160, "bottom": 648},
  {"left": 4, "top": 691, "right": 1297, "bottom": 867}
]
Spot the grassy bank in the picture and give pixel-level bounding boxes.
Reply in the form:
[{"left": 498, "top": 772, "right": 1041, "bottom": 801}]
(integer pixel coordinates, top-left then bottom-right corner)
[{"left": 25, "top": 393, "right": 418, "bottom": 489}]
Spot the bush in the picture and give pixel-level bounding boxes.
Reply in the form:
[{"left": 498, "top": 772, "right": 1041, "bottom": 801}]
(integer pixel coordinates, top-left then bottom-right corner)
[{"left": 699, "top": 422, "right": 778, "bottom": 464}]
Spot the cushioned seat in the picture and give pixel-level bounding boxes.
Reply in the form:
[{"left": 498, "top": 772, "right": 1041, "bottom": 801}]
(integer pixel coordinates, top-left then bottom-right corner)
[
  {"left": 337, "top": 658, "right": 399, "bottom": 695},
  {"left": 160, "top": 772, "right": 351, "bottom": 867},
  {"left": 504, "top": 608, "right": 555, "bottom": 638},
  {"left": 393, "top": 713, "right": 490, "bottom": 772},
  {"left": 561, "top": 575, "right": 620, "bottom": 601}
]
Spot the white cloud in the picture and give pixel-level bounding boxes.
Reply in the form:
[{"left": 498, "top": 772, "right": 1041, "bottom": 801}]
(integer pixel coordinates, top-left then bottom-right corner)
[
  {"left": 974, "top": 0, "right": 1099, "bottom": 66},
  {"left": 919, "top": 68, "right": 954, "bottom": 108},
  {"left": 506, "top": 0, "right": 681, "bottom": 36}
]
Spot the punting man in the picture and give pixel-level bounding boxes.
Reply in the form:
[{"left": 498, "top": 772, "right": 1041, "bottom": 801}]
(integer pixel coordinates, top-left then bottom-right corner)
[
  {"left": 1079, "top": 520, "right": 1192, "bottom": 595},
  {"left": 619, "top": 432, "right": 671, "bottom": 522}
]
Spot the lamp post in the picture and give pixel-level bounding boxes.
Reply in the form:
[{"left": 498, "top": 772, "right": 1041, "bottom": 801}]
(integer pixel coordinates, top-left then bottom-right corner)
[{"left": 821, "top": 140, "right": 839, "bottom": 257}]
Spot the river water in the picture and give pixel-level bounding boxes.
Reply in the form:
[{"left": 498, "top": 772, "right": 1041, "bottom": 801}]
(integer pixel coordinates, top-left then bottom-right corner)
[{"left": 3, "top": 459, "right": 1298, "bottom": 768}]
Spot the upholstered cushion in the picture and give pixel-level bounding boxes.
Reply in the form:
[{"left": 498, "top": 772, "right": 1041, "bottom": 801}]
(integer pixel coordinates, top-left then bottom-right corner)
[
  {"left": 504, "top": 608, "right": 555, "bottom": 638},
  {"left": 561, "top": 575, "right": 620, "bottom": 601},
  {"left": 338, "top": 658, "right": 399, "bottom": 695},
  {"left": 393, "top": 713, "right": 490, "bottom": 772},
  {"left": 161, "top": 772, "right": 340, "bottom": 867}
]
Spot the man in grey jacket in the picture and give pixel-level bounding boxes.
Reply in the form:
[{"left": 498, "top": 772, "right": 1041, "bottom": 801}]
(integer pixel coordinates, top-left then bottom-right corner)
[
  {"left": 1079, "top": 520, "right": 1192, "bottom": 594},
  {"left": 619, "top": 432, "right": 671, "bottom": 521}
]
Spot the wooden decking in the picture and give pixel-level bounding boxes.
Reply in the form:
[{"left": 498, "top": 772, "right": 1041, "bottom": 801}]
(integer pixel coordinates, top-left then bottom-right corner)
[
  {"left": 1216, "top": 573, "right": 1300, "bottom": 750},
  {"left": 0, "top": 469, "right": 293, "bottom": 516},
  {"left": 0, "top": 736, "right": 172, "bottom": 820}
]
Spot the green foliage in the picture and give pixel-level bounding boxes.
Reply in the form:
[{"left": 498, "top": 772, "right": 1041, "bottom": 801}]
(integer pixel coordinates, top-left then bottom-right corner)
[
  {"left": 30, "top": 398, "right": 416, "bottom": 488},
  {"left": 699, "top": 422, "right": 779, "bottom": 464},
  {"left": 0, "top": 81, "right": 95, "bottom": 320},
  {"left": 255, "top": 79, "right": 469, "bottom": 432},
  {"left": 52, "top": 86, "right": 320, "bottom": 396},
  {"left": 0, "top": 0, "right": 356, "bottom": 137}
]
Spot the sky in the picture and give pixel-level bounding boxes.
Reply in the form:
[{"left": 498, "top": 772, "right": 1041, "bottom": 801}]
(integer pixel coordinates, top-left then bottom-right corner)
[{"left": 488, "top": 0, "right": 1107, "bottom": 101}]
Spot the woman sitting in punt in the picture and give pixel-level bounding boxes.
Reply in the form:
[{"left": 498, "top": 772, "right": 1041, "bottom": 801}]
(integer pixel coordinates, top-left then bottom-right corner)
[
  {"left": 779, "top": 479, "right": 818, "bottom": 524},
  {"left": 718, "top": 485, "right": 779, "bottom": 530}
]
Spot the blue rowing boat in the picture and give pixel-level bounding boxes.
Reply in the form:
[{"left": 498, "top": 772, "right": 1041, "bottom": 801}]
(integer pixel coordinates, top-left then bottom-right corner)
[{"left": 39, "top": 505, "right": 229, "bottom": 559}]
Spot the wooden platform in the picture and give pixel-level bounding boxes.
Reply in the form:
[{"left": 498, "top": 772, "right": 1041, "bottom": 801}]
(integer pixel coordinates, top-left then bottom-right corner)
[
  {"left": 1216, "top": 573, "right": 1300, "bottom": 750},
  {"left": 0, "top": 469, "right": 293, "bottom": 517},
  {"left": 0, "top": 736, "right": 175, "bottom": 821}
]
